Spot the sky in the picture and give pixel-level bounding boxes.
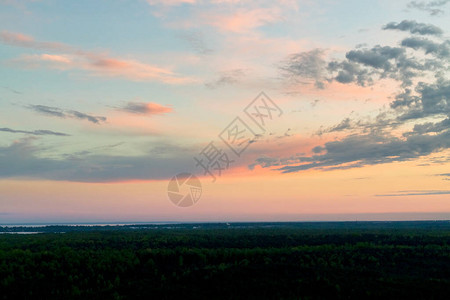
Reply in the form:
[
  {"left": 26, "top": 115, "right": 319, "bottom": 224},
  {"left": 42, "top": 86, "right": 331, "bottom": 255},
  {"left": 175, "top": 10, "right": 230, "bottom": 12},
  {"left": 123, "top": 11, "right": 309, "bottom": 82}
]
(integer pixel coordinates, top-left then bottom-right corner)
[{"left": 0, "top": 0, "right": 449, "bottom": 224}]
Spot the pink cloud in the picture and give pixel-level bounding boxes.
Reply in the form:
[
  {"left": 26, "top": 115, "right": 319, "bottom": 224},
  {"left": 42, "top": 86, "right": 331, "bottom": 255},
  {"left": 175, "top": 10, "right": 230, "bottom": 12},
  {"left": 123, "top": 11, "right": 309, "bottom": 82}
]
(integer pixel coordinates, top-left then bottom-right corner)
[
  {"left": 150, "top": 1, "right": 301, "bottom": 34},
  {"left": 120, "top": 101, "right": 173, "bottom": 115},
  {"left": 146, "top": 0, "right": 196, "bottom": 5},
  {"left": 11, "top": 54, "right": 74, "bottom": 70},
  {"left": 0, "top": 31, "right": 196, "bottom": 84},
  {"left": 0, "top": 31, "right": 33, "bottom": 43},
  {"left": 0, "top": 31, "right": 74, "bottom": 52},
  {"left": 39, "top": 54, "right": 72, "bottom": 64},
  {"left": 91, "top": 58, "right": 130, "bottom": 69},
  {"left": 204, "top": 7, "right": 282, "bottom": 33}
]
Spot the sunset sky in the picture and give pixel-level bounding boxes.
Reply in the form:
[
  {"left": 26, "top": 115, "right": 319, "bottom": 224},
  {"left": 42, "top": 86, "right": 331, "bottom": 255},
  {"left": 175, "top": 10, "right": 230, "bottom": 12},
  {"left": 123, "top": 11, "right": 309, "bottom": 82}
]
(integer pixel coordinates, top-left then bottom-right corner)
[{"left": 0, "top": 0, "right": 449, "bottom": 224}]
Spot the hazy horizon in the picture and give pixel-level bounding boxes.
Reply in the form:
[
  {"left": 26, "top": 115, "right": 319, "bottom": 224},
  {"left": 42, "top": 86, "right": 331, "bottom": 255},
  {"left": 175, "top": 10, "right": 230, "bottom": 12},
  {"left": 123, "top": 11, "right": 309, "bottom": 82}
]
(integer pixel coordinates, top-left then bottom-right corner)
[{"left": 2, "top": 212, "right": 450, "bottom": 225}]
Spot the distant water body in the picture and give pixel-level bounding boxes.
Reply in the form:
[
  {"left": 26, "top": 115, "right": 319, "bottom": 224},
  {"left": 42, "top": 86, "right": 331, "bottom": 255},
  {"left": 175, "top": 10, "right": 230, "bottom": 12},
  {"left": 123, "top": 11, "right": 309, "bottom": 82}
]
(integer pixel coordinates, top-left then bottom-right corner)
[
  {"left": 0, "top": 222, "right": 179, "bottom": 227},
  {"left": 0, "top": 232, "right": 41, "bottom": 234},
  {"left": 0, "top": 222, "right": 181, "bottom": 234}
]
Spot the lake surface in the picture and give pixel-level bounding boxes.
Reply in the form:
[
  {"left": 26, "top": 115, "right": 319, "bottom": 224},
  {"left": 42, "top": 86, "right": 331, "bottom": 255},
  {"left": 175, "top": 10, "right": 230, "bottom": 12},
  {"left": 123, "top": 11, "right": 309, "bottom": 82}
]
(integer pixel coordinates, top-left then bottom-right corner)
[{"left": 0, "top": 232, "right": 41, "bottom": 234}]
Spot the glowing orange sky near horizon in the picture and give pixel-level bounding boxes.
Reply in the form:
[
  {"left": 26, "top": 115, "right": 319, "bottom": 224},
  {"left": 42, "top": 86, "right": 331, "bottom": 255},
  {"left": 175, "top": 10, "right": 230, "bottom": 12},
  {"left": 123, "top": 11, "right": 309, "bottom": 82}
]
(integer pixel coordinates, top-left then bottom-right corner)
[{"left": 1, "top": 155, "right": 448, "bottom": 223}]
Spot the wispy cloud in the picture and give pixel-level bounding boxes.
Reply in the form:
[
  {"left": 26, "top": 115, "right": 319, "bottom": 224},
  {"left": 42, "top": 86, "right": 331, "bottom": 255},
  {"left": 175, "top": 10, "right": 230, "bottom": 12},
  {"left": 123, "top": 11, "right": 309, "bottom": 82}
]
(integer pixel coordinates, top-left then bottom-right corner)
[
  {"left": 2, "top": 86, "right": 21, "bottom": 94},
  {"left": 280, "top": 49, "right": 327, "bottom": 89},
  {"left": 0, "top": 31, "right": 196, "bottom": 84},
  {"left": 149, "top": 1, "right": 289, "bottom": 34},
  {"left": 201, "top": 7, "right": 282, "bottom": 33},
  {"left": 179, "top": 31, "right": 213, "bottom": 55},
  {"left": 376, "top": 190, "right": 450, "bottom": 196},
  {"left": 28, "top": 104, "right": 107, "bottom": 124},
  {"left": 437, "top": 173, "right": 450, "bottom": 180},
  {"left": 205, "top": 69, "right": 246, "bottom": 88},
  {"left": 146, "top": 0, "right": 196, "bottom": 6},
  {"left": 407, "top": 0, "right": 450, "bottom": 16},
  {"left": 0, "top": 127, "right": 70, "bottom": 136}
]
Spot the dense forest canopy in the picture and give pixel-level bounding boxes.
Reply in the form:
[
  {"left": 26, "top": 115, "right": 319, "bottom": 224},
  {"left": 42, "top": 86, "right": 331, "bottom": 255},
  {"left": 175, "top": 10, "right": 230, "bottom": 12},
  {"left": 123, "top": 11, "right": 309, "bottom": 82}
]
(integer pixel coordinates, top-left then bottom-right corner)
[{"left": 1, "top": 221, "right": 450, "bottom": 299}]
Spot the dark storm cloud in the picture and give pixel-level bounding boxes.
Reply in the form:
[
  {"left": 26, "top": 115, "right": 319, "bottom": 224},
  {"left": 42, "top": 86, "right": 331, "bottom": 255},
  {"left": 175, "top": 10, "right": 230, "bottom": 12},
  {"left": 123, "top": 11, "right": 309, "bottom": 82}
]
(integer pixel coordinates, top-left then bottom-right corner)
[
  {"left": 0, "top": 138, "right": 195, "bottom": 182},
  {"left": 327, "top": 60, "right": 371, "bottom": 85},
  {"left": 401, "top": 37, "right": 450, "bottom": 57},
  {"left": 390, "top": 89, "right": 420, "bottom": 108},
  {"left": 282, "top": 27, "right": 447, "bottom": 89},
  {"left": 407, "top": 0, "right": 449, "bottom": 15},
  {"left": 383, "top": 20, "right": 443, "bottom": 35},
  {"left": 327, "top": 45, "right": 432, "bottom": 88},
  {"left": 250, "top": 130, "right": 450, "bottom": 173},
  {"left": 406, "top": 118, "right": 450, "bottom": 135},
  {"left": 0, "top": 127, "right": 70, "bottom": 136},
  {"left": 394, "top": 80, "right": 450, "bottom": 121},
  {"left": 317, "top": 23, "right": 449, "bottom": 134},
  {"left": 28, "top": 105, "right": 107, "bottom": 124},
  {"left": 259, "top": 23, "right": 450, "bottom": 174},
  {"left": 345, "top": 46, "right": 405, "bottom": 70}
]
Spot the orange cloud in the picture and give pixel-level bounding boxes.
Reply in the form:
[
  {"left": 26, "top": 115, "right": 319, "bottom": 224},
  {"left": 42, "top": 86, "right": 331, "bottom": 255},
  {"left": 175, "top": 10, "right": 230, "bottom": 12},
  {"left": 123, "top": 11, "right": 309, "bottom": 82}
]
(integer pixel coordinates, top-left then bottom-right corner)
[
  {"left": 39, "top": 54, "right": 72, "bottom": 64},
  {"left": 120, "top": 102, "right": 173, "bottom": 115},
  {"left": 1, "top": 31, "right": 196, "bottom": 84}
]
